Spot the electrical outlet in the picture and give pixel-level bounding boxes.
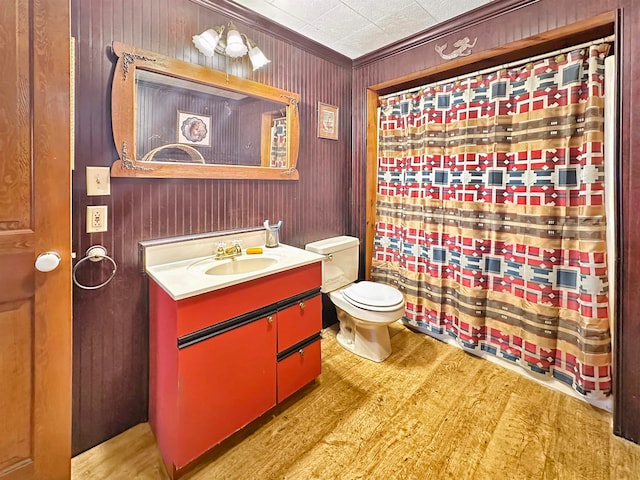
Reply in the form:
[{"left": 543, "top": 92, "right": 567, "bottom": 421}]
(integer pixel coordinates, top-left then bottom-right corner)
[
  {"left": 86, "top": 205, "right": 108, "bottom": 233},
  {"left": 86, "top": 166, "right": 111, "bottom": 196}
]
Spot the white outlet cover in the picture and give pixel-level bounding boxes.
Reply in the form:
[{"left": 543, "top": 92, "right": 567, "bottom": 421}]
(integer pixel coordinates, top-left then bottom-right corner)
[
  {"left": 86, "top": 166, "right": 111, "bottom": 196},
  {"left": 86, "top": 205, "right": 108, "bottom": 233}
]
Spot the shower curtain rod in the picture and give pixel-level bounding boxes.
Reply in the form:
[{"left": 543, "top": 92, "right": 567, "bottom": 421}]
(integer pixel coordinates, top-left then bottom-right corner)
[{"left": 380, "top": 34, "right": 615, "bottom": 100}]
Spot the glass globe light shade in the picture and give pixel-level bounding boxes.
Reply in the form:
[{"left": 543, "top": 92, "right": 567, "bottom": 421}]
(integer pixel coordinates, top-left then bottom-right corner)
[
  {"left": 192, "top": 28, "right": 221, "bottom": 57},
  {"left": 225, "top": 28, "right": 248, "bottom": 58},
  {"left": 248, "top": 46, "right": 270, "bottom": 70}
]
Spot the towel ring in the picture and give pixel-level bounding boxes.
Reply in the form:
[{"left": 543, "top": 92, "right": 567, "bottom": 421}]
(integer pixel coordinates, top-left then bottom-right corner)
[{"left": 72, "top": 245, "right": 117, "bottom": 290}]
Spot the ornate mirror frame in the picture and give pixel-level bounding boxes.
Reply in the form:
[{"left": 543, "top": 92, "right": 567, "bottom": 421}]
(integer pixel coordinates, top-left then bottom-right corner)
[{"left": 109, "top": 41, "right": 300, "bottom": 180}]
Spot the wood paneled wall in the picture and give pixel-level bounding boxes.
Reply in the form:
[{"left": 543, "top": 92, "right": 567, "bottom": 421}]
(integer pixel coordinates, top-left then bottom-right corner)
[
  {"left": 351, "top": 0, "right": 640, "bottom": 442},
  {"left": 70, "top": 0, "right": 352, "bottom": 454}
]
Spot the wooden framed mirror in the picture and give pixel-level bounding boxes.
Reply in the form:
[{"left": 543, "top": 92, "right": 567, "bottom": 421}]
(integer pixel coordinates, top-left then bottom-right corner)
[{"left": 109, "top": 41, "right": 300, "bottom": 180}]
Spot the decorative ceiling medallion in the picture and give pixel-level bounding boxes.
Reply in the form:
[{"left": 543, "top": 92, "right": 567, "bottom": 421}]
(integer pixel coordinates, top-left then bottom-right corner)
[{"left": 435, "top": 37, "right": 478, "bottom": 60}]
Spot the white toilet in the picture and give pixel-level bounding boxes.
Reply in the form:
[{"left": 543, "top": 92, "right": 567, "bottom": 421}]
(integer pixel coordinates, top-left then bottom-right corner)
[{"left": 305, "top": 236, "right": 405, "bottom": 362}]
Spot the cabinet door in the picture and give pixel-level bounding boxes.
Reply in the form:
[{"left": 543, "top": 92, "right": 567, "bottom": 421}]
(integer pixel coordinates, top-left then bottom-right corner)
[
  {"left": 175, "top": 315, "right": 276, "bottom": 468},
  {"left": 277, "top": 295, "right": 322, "bottom": 352},
  {"left": 277, "top": 338, "right": 321, "bottom": 403}
]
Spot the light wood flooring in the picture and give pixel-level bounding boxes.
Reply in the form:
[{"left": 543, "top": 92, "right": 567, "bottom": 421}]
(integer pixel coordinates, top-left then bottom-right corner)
[{"left": 71, "top": 323, "right": 640, "bottom": 480}]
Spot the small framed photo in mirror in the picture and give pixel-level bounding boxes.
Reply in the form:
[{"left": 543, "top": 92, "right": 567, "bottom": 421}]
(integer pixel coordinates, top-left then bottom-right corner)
[
  {"left": 317, "top": 102, "right": 338, "bottom": 140},
  {"left": 177, "top": 111, "right": 211, "bottom": 146}
]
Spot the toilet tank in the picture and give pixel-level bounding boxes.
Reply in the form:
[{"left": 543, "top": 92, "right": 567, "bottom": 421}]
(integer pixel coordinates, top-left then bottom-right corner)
[{"left": 305, "top": 236, "right": 359, "bottom": 293}]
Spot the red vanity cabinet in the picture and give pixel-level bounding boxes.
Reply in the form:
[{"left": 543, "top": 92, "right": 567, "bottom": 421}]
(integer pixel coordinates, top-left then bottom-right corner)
[{"left": 148, "top": 262, "right": 322, "bottom": 477}]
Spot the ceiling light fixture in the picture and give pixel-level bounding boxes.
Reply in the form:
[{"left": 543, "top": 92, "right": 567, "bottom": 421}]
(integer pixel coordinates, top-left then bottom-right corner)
[{"left": 192, "top": 23, "right": 270, "bottom": 70}]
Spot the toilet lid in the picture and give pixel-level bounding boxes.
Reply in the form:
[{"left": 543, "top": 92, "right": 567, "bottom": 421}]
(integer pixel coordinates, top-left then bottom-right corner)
[
  {"left": 342, "top": 281, "right": 404, "bottom": 308},
  {"left": 340, "top": 294, "right": 405, "bottom": 312}
]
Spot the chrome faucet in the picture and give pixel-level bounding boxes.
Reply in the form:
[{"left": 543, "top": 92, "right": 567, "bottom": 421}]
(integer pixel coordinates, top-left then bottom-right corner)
[{"left": 214, "top": 240, "right": 242, "bottom": 260}]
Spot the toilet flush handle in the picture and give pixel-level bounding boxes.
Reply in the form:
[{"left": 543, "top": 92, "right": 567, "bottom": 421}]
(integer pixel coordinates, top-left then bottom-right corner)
[{"left": 323, "top": 253, "right": 333, "bottom": 262}]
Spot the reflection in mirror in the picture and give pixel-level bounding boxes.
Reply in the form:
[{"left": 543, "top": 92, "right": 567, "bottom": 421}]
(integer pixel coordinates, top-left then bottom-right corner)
[
  {"left": 109, "top": 41, "right": 300, "bottom": 180},
  {"left": 135, "top": 70, "right": 287, "bottom": 167}
]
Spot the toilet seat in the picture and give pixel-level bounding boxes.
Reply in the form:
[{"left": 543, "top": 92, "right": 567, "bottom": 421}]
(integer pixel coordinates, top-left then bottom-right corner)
[
  {"left": 342, "top": 281, "right": 404, "bottom": 312},
  {"left": 330, "top": 287, "right": 404, "bottom": 325},
  {"left": 341, "top": 292, "right": 404, "bottom": 312}
]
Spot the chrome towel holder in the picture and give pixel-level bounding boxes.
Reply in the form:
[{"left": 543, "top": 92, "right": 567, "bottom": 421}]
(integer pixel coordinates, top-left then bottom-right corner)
[{"left": 72, "top": 245, "right": 117, "bottom": 290}]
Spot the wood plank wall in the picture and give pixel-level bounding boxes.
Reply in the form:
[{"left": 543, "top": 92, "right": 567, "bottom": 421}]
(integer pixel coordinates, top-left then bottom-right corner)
[
  {"left": 351, "top": 0, "right": 640, "bottom": 442},
  {"left": 70, "top": 0, "right": 352, "bottom": 454}
]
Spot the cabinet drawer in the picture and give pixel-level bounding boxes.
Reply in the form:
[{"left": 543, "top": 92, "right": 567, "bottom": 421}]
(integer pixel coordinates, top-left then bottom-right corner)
[
  {"left": 277, "top": 337, "right": 321, "bottom": 403},
  {"left": 277, "top": 294, "right": 321, "bottom": 353}
]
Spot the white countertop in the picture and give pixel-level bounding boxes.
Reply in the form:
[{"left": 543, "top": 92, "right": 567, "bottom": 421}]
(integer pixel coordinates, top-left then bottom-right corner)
[{"left": 145, "top": 243, "right": 324, "bottom": 300}]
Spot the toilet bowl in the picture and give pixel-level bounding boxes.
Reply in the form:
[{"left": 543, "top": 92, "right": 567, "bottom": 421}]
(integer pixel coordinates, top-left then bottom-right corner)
[
  {"left": 330, "top": 281, "right": 405, "bottom": 362},
  {"left": 305, "top": 236, "right": 405, "bottom": 362}
]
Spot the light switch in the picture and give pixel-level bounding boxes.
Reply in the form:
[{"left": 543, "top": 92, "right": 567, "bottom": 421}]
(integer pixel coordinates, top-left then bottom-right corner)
[{"left": 86, "top": 166, "right": 111, "bottom": 196}]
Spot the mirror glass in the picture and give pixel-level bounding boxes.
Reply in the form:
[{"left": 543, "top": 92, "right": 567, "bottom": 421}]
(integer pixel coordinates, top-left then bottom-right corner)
[
  {"left": 136, "top": 70, "right": 288, "bottom": 167},
  {"left": 109, "top": 41, "right": 300, "bottom": 180}
]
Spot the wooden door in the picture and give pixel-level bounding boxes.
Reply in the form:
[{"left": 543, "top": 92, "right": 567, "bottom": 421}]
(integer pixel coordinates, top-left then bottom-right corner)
[{"left": 0, "top": 0, "right": 72, "bottom": 479}]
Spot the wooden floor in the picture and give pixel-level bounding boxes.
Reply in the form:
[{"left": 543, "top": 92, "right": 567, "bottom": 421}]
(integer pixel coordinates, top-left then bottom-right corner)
[{"left": 71, "top": 323, "right": 640, "bottom": 480}]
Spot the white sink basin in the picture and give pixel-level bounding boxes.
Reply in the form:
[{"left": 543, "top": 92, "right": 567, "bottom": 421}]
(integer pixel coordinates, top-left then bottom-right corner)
[
  {"left": 201, "top": 256, "right": 278, "bottom": 276},
  {"left": 145, "top": 240, "right": 324, "bottom": 300}
]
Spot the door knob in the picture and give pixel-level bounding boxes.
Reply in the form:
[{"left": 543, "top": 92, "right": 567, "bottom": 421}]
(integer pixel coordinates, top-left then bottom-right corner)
[{"left": 35, "top": 251, "right": 61, "bottom": 272}]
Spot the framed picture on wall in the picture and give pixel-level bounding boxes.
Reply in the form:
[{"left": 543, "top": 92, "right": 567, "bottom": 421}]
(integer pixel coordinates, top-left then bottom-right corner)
[
  {"left": 317, "top": 102, "right": 339, "bottom": 140},
  {"left": 177, "top": 111, "right": 211, "bottom": 146}
]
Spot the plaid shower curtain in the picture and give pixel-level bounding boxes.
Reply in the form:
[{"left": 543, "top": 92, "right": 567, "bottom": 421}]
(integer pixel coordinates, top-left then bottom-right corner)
[{"left": 372, "top": 43, "right": 612, "bottom": 398}]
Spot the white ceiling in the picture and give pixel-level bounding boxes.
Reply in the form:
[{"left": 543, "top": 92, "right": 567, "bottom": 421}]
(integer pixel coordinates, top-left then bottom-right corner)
[{"left": 231, "top": 0, "right": 493, "bottom": 59}]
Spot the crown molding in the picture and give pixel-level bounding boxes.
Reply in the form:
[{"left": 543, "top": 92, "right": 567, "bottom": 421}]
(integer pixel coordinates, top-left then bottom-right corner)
[
  {"left": 354, "top": 0, "right": 539, "bottom": 68},
  {"left": 188, "top": 0, "right": 353, "bottom": 68}
]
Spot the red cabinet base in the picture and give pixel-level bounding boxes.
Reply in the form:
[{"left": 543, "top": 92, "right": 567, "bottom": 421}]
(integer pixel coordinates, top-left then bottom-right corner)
[{"left": 149, "top": 263, "right": 322, "bottom": 478}]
